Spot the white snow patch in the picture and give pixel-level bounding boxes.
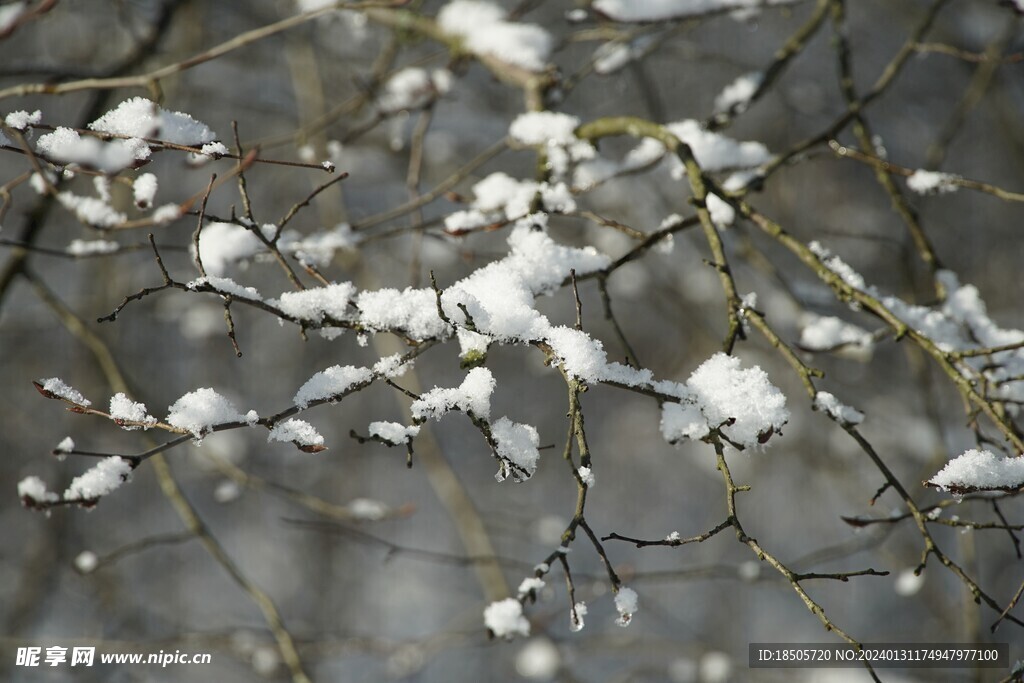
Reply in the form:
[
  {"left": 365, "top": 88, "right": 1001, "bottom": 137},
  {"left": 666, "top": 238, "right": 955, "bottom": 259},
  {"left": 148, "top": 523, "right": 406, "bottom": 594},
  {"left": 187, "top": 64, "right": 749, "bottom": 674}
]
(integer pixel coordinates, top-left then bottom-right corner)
[
  {"left": 5, "top": 109, "right": 41, "bottom": 130},
  {"left": 685, "top": 353, "right": 788, "bottom": 448},
  {"left": 133, "top": 173, "right": 158, "bottom": 208},
  {"left": 109, "top": 392, "right": 157, "bottom": 429},
  {"left": 484, "top": 598, "right": 530, "bottom": 638},
  {"left": 614, "top": 586, "right": 638, "bottom": 626},
  {"left": 40, "top": 377, "right": 91, "bottom": 406},
  {"left": 929, "top": 449, "right": 1024, "bottom": 492},
  {"left": 491, "top": 417, "right": 541, "bottom": 480},
  {"left": 813, "top": 391, "right": 864, "bottom": 426},
  {"left": 906, "top": 170, "right": 959, "bottom": 195},
  {"left": 293, "top": 365, "right": 373, "bottom": 408},
  {"left": 271, "top": 282, "right": 355, "bottom": 322},
  {"left": 166, "top": 388, "right": 249, "bottom": 438},
  {"left": 411, "top": 367, "right": 495, "bottom": 420},
  {"left": 368, "top": 421, "right": 420, "bottom": 445},
  {"left": 89, "top": 97, "right": 216, "bottom": 145},
  {"left": 268, "top": 419, "right": 325, "bottom": 448},
  {"left": 18, "top": 476, "right": 59, "bottom": 504},
  {"left": 64, "top": 457, "right": 132, "bottom": 501},
  {"left": 438, "top": 1, "right": 552, "bottom": 72}
]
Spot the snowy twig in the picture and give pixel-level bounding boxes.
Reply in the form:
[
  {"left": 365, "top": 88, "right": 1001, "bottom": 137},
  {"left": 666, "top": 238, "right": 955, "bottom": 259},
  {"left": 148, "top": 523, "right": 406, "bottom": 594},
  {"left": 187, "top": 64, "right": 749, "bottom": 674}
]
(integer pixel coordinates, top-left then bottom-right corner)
[{"left": 706, "top": 0, "right": 831, "bottom": 130}]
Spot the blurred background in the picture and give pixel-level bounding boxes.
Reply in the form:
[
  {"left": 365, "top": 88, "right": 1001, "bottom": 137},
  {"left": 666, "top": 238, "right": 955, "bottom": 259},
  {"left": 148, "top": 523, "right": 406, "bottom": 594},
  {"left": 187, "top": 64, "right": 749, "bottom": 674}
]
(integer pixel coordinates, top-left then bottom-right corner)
[{"left": 1, "top": 1, "right": 1023, "bottom": 681}]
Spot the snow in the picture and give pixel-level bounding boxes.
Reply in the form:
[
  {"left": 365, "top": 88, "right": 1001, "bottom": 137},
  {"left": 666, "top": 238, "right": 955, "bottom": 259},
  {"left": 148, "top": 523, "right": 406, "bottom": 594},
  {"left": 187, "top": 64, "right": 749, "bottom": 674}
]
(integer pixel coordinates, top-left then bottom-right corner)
[
  {"left": 571, "top": 157, "right": 618, "bottom": 190},
  {"left": 706, "top": 192, "right": 735, "bottom": 228},
  {"left": 660, "top": 400, "right": 710, "bottom": 443},
  {"left": 444, "top": 210, "right": 490, "bottom": 233},
  {"left": 40, "top": 377, "right": 91, "bottom": 406},
  {"left": 271, "top": 282, "right": 355, "bottom": 322},
  {"left": 356, "top": 287, "right": 449, "bottom": 340},
  {"left": 442, "top": 216, "right": 609, "bottom": 343},
  {"left": 570, "top": 601, "right": 587, "bottom": 632},
  {"left": 28, "top": 171, "right": 53, "bottom": 194},
  {"left": 194, "top": 222, "right": 267, "bottom": 276},
  {"left": 929, "top": 449, "right": 1024, "bottom": 492},
  {"left": 0, "top": 3, "right": 27, "bottom": 33},
  {"left": 685, "top": 353, "right": 789, "bottom": 448},
  {"left": 655, "top": 230, "right": 677, "bottom": 255},
  {"left": 89, "top": 97, "right": 217, "bottom": 145},
  {"left": 593, "top": 36, "right": 656, "bottom": 74},
  {"left": 894, "top": 568, "right": 924, "bottom": 596},
  {"left": 813, "top": 391, "right": 864, "bottom": 426},
  {"left": 355, "top": 214, "right": 606, "bottom": 353},
  {"left": 109, "top": 392, "right": 157, "bottom": 429},
  {"left": 152, "top": 203, "right": 183, "bottom": 224},
  {"left": 666, "top": 119, "right": 771, "bottom": 171},
  {"left": 438, "top": 1, "right": 552, "bottom": 72},
  {"left": 484, "top": 598, "right": 530, "bottom": 638},
  {"left": 268, "top": 419, "right": 325, "bottom": 448},
  {"left": 594, "top": 42, "right": 631, "bottom": 75},
  {"left": 214, "top": 480, "right": 242, "bottom": 503},
  {"left": 509, "top": 112, "right": 580, "bottom": 146},
  {"left": 699, "top": 651, "right": 733, "bottom": 683},
  {"left": 906, "top": 170, "right": 959, "bottom": 195},
  {"left": 133, "top": 173, "right": 158, "bottom": 208},
  {"left": 809, "top": 255, "right": 1024, "bottom": 407},
  {"left": 589, "top": 120, "right": 770, "bottom": 190},
  {"left": 619, "top": 119, "right": 771, "bottom": 176},
  {"left": 593, "top": 0, "right": 797, "bottom": 21},
  {"left": 466, "top": 173, "right": 577, "bottom": 220},
  {"left": 540, "top": 182, "right": 576, "bottom": 213},
  {"left": 713, "top": 71, "right": 763, "bottom": 115},
  {"left": 296, "top": 0, "right": 341, "bottom": 11},
  {"left": 808, "top": 241, "right": 867, "bottom": 291},
  {"left": 348, "top": 498, "right": 389, "bottom": 520},
  {"left": 74, "top": 551, "right": 99, "bottom": 573},
  {"left": 64, "top": 456, "right": 132, "bottom": 501},
  {"left": 36, "top": 127, "right": 150, "bottom": 172},
  {"left": 372, "top": 353, "right": 411, "bottom": 379},
  {"left": 55, "top": 437, "right": 75, "bottom": 454},
  {"left": 188, "top": 275, "right": 262, "bottom": 301},
  {"left": 614, "top": 586, "right": 638, "bottom": 626},
  {"left": 285, "top": 223, "right": 356, "bottom": 266},
  {"left": 515, "top": 638, "right": 560, "bottom": 680},
  {"left": 5, "top": 109, "right": 40, "bottom": 130},
  {"left": 94, "top": 176, "right": 112, "bottom": 202},
  {"left": 368, "top": 421, "right": 420, "bottom": 445},
  {"left": 544, "top": 326, "right": 609, "bottom": 381},
  {"left": 56, "top": 192, "right": 127, "bottom": 228},
  {"left": 517, "top": 577, "right": 545, "bottom": 597},
  {"left": 471, "top": 172, "right": 533, "bottom": 212},
  {"left": 67, "top": 239, "right": 119, "bottom": 256},
  {"left": 166, "top": 388, "right": 250, "bottom": 438},
  {"left": 18, "top": 476, "right": 58, "bottom": 504},
  {"left": 458, "top": 329, "right": 490, "bottom": 361},
  {"left": 376, "top": 68, "right": 450, "bottom": 113},
  {"left": 437, "top": 0, "right": 505, "bottom": 33},
  {"left": 799, "top": 313, "right": 874, "bottom": 354},
  {"left": 491, "top": 417, "right": 541, "bottom": 479},
  {"left": 411, "top": 367, "right": 496, "bottom": 420},
  {"left": 200, "top": 141, "right": 229, "bottom": 156},
  {"left": 293, "top": 365, "right": 373, "bottom": 408},
  {"left": 577, "top": 465, "right": 595, "bottom": 486}
]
